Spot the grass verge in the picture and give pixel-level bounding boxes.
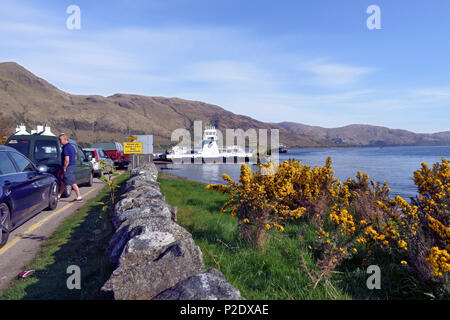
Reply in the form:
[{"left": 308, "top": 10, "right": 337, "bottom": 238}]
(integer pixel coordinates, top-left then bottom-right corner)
[
  {"left": 158, "top": 171, "right": 353, "bottom": 300},
  {"left": 0, "top": 171, "right": 130, "bottom": 300}
]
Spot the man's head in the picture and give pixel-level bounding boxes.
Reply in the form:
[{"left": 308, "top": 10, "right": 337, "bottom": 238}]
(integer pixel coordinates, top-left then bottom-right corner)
[{"left": 59, "top": 133, "right": 69, "bottom": 145}]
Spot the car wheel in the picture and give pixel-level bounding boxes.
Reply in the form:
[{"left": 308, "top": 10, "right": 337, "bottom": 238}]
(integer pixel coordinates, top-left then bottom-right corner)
[
  {"left": 86, "top": 172, "right": 93, "bottom": 187},
  {"left": 47, "top": 183, "right": 59, "bottom": 210},
  {"left": 0, "top": 203, "right": 11, "bottom": 248},
  {"left": 62, "top": 185, "right": 72, "bottom": 198}
]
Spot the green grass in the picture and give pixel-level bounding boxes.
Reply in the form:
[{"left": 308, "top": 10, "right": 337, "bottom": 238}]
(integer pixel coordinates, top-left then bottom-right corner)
[
  {"left": 158, "top": 172, "right": 353, "bottom": 300},
  {"left": 0, "top": 172, "right": 130, "bottom": 300}
]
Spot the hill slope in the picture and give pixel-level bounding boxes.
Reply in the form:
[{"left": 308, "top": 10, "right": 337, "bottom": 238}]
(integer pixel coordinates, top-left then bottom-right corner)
[
  {"left": 1, "top": 62, "right": 448, "bottom": 148},
  {"left": 278, "top": 122, "right": 450, "bottom": 147},
  {"left": 0, "top": 62, "right": 328, "bottom": 148}
]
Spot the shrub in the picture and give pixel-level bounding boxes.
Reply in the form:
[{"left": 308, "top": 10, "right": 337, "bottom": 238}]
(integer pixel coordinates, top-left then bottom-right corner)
[{"left": 207, "top": 157, "right": 449, "bottom": 297}]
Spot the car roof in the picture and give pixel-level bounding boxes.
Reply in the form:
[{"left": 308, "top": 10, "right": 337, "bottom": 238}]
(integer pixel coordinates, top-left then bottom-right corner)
[
  {"left": 8, "top": 135, "right": 78, "bottom": 145},
  {"left": 9, "top": 134, "right": 59, "bottom": 140},
  {"left": 0, "top": 145, "right": 19, "bottom": 152}
]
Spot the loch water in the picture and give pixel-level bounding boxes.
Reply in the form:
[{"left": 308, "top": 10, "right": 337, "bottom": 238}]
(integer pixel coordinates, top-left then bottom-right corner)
[{"left": 157, "top": 146, "right": 450, "bottom": 200}]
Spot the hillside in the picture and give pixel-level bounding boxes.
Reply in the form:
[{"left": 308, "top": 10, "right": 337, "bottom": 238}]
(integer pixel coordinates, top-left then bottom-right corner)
[
  {"left": 0, "top": 62, "right": 329, "bottom": 148},
  {"left": 278, "top": 122, "right": 450, "bottom": 147},
  {"left": 0, "top": 62, "right": 449, "bottom": 149}
]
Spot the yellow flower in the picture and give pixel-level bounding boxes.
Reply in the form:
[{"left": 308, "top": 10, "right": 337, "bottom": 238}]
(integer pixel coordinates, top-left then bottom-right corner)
[
  {"left": 265, "top": 224, "right": 271, "bottom": 230},
  {"left": 401, "top": 260, "right": 407, "bottom": 265},
  {"left": 243, "top": 218, "right": 249, "bottom": 223}
]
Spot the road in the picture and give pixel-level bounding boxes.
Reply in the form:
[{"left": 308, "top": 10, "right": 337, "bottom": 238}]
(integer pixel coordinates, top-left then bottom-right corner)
[{"left": 0, "top": 178, "right": 107, "bottom": 293}]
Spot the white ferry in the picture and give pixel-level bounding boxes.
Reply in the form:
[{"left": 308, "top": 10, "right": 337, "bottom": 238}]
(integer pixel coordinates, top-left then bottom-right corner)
[{"left": 166, "top": 125, "right": 254, "bottom": 164}]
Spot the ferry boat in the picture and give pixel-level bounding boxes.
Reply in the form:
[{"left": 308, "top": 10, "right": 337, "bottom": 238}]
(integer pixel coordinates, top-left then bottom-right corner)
[{"left": 166, "top": 125, "right": 254, "bottom": 164}]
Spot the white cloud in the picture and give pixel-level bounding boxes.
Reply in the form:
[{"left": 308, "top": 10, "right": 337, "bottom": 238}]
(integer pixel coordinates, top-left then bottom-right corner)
[
  {"left": 413, "top": 88, "right": 450, "bottom": 100},
  {"left": 182, "top": 60, "right": 276, "bottom": 91},
  {"left": 300, "top": 60, "right": 375, "bottom": 88}
]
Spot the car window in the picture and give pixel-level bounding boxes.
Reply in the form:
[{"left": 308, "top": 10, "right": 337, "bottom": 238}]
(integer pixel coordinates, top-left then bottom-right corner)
[
  {"left": 0, "top": 152, "right": 18, "bottom": 175},
  {"left": 34, "top": 140, "right": 59, "bottom": 162},
  {"left": 93, "top": 142, "right": 115, "bottom": 151},
  {"left": 98, "top": 149, "right": 104, "bottom": 157},
  {"left": 77, "top": 147, "right": 86, "bottom": 161},
  {"left": 6, "top": 139, "right": 31, "bottom": 157},
  {"left": 9, "top": 152, "right": 35, "bottom": 172}
]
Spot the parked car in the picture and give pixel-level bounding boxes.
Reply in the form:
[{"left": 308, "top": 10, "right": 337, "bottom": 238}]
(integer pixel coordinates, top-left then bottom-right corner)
[
  {"left": 0, "top": 146, "right": 59, "bottom": 247},
  {"left": 92, "top": 142, "right": 129, "bottom": 169},
  {"left": 83, "top": 148, "right": 114, "bottom": 177},
  {"left": 6, "top": 134, "right": 94, "bottom": 198}
]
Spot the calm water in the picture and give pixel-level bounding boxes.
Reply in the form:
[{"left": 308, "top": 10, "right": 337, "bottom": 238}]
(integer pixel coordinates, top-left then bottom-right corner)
[{"left": 157, "top": 146, "right": 450, "bottom": 199}]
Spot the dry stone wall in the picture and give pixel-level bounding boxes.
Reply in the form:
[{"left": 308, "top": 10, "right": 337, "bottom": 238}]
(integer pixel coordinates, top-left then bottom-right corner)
[{"left": 102, "top": 162, "right": 243, "bottom": 300}]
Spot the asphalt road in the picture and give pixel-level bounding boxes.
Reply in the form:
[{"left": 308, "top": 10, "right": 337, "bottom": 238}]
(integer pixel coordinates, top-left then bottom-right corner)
[{"left": 0, "top": 177, "right": 107, "bottom": 293}]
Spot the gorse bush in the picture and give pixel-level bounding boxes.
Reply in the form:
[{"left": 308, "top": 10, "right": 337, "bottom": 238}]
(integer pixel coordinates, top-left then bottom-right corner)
[
  {"left": 206, "top": 162, "right": 307, "bottom": 248},
  {"left": 207, "top": 157, "right": 449, "bottom": 297}
]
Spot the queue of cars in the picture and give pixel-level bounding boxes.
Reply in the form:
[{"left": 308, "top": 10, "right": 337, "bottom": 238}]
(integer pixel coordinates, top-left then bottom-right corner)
[
  {"left": 83, "top": 148, "right": 114, "bottom": 177},
  {"left": 0, "top": 145, "right": 59, "bottom": 247},
  {"left": 0, "top": 126, "right": 127, "bottom": 247},
  {"left": 92, "top": 142, "right": 129, "bottom": 169},
  {"left": 6, "top": 134, "right": 94, "bottom": 197}
]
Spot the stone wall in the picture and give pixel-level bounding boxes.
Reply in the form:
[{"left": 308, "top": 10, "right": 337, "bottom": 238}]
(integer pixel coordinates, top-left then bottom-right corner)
[{"left": 102, "top": 162, "right": 243, "bottom": 300}]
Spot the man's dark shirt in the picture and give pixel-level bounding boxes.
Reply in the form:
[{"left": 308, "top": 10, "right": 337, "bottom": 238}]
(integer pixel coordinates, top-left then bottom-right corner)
[{"left": 61, "top": 143, "right": 77, "bottom": 167}]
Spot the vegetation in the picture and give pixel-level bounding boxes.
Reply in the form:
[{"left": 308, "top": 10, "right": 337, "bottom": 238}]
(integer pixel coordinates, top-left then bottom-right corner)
[
  {"left": 0, "top": 112, "right": 12, "bottom": 144},
  {"left": 0, "top": 172, "right": 129, "bottom": 300},
  {"left": 158, "top": 172, "right": 350, "bottom": 299},
  {"left": 158, "top": 158, "right": 449, "bottom": 300},
  {"left": 206, "top": 158, "right": 449, "bottom": 299},
  {"left": 97, "top": 161, "right": 120, "bottom": 230}
]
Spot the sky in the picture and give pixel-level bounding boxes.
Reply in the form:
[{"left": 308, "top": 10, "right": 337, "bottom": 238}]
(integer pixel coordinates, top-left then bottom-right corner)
[{"left": 0, "top": 0, "right": 449, "bottom": 133}]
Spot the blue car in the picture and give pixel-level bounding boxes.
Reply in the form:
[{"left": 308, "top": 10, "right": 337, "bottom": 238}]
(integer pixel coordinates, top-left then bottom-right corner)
[{"left": 0, "top": 146, "right": 59, "bottom": 247}]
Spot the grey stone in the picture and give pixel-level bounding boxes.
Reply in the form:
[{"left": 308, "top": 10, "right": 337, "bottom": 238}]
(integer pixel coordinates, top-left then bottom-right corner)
[
  {"left": 119, "top": 232, "right": 202, "bottom": 266},
  {"left": 102, "top": 240, "right": 206, "bottom": 300},
  {"left": 107, "top": 215, "right": 195, "bottom": 264},
  {"left": 114, "top": 192, "right": 166, "bottom": 218},
  {"left": 153, "top": 268, "right": 244, "bottom": 300},
  {"left": 125, "top": 178, "right": 160, "bottom": 193},
  {"left": 112, "top": 204, "right": 172, "bottom": 229},
  {"left": 103, "top": 162, "right": 241, "bottom": 301},
  {"left": 130, "top": 163, "right": 158, "bottom": 180},
  {"left": 120, "top": 185, "right": 164, "bottom": 201}
]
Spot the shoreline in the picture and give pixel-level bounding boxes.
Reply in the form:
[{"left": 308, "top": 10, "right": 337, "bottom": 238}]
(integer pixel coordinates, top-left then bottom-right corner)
[{"left": 155, "top": 144, "right": 450, "bottom": 153}]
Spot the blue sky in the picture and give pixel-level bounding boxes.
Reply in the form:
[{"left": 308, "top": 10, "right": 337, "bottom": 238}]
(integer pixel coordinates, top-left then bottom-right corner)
[{"left": 1, "top": 0, "right": 449, "bottom": 133}]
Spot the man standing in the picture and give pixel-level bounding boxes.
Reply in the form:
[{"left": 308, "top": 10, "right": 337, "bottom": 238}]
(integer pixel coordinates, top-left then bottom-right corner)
[{"left": 58, "top": 133, "right": 83, "bottom": 202}]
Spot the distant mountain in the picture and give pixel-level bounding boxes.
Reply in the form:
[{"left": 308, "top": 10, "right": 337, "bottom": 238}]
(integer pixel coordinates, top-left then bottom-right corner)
[
  {"left": 278, "top": 122, "right": 450, "bottom": 147},
  {"left": 0, "top": 62, "right": 448, "bottom": 149}
]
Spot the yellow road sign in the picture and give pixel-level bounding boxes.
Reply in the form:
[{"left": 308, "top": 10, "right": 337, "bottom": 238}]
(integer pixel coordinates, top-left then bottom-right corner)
[{"left": 124, "top": 142, "right": 143, "bottom": 154}]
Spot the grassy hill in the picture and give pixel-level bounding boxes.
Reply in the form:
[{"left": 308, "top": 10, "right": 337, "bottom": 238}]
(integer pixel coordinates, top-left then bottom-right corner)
[
  {"left": 1, "top": 62, "right": 448, "bottom": 148},
  {"left": 0, "top": 62, "right": 328, "bottom": 149}
]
